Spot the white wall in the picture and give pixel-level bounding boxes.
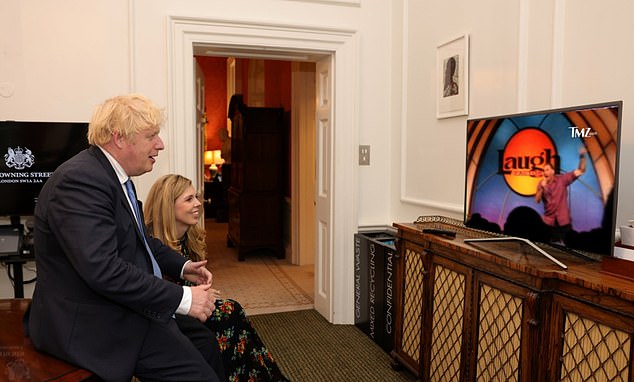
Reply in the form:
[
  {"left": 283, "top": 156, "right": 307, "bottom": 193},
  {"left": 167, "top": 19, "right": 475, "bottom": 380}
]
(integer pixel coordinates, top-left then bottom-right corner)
[
  {"left": 393, "top": 0, "right": 634, "bottom": 232},
  {"left": 0, "top": 0, "right": 131, "bottom": 121},
  {"left": 3, "top": 0, "right": 634, "bottom": 300},
  {"left": 0, "top": 0, "right": 394, "bottom": 308},
  {"left": 129, "top": 0, "right": 392, "bottom": 223},
  {"left": 0, "top": 0, "right": 392, "bottom": 210},
  {"left": 0, "top": 0, "right": 134, "bottom": 298}
]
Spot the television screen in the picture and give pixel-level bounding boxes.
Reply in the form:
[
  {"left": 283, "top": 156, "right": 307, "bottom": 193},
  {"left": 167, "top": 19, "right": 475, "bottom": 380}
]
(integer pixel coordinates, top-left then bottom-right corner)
[
  {"left": 464, "top": 101, "right": 622, "bottom": 257},
  {"left": 0, "top": 121, "right": 89, "bottom": 217}
]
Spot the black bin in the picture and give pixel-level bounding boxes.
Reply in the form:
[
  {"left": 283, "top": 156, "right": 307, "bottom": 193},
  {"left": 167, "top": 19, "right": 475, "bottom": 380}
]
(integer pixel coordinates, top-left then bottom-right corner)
[{"left": 354, "top": 228, "right": 397, "bottom": 353}]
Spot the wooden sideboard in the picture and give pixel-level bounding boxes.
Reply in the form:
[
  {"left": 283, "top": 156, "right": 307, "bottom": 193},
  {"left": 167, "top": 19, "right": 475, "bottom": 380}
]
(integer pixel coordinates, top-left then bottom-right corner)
[{"left": 391, "top": 217, "right": 634, "bottom": 382}]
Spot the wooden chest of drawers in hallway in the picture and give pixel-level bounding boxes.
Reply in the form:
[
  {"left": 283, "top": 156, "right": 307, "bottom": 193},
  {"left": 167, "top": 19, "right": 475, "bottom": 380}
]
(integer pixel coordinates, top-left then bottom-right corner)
[{"left": 227, "top": 105, "right": 287, "bottom": 261}]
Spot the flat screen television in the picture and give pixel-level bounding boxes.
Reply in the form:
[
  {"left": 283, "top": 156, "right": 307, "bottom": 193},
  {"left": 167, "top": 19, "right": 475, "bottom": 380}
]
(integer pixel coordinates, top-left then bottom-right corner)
[
  {"left": 464, "top": 101, "right": 622, "bottom": 260},
  {"left": 0, "top": 121, "right": 89, "bottom": 218}
]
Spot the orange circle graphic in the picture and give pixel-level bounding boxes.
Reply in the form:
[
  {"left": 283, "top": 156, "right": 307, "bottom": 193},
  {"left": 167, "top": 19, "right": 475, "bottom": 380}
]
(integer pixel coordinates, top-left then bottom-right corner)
[{"left": 501, "top": 128, "right": 557, "bottom": 196}]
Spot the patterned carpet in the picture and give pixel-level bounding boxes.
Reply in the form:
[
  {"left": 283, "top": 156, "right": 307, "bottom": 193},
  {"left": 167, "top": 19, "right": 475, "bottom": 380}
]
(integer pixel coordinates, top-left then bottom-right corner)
[
  {"left": 251, "top": 309, "right": 417, "bottom": 382},
  {"left": 205, "top": 220, "right": 314, "bottom": 316},
  {"left": 204, "top": 221, "right": 416, "bottom": 381},
  {"left": 208, "top": 253, "right": 313, "bottom": 315}
]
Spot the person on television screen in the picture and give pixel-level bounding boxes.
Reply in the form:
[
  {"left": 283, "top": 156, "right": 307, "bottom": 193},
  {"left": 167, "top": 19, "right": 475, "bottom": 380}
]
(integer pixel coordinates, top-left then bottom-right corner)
[
  {"left": 25, "top": 94, "right": 224, "bottom": 382},
  {"left": 535, "top": 147, "right": 587, "bottom": 244},
  {"left": 144, "top": 173, "right": 289, "bottom": 382}
]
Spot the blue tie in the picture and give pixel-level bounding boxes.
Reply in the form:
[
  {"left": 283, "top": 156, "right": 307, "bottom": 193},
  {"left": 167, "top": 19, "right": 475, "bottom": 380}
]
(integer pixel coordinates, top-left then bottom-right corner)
[{"left": 124, "top": 179, "right": 163, "bottom": 278}]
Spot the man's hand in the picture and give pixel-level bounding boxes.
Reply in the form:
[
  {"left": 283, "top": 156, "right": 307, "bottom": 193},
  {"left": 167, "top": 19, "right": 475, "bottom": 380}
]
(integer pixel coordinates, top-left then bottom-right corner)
[
  {"left": 188, "top": 284, "right": 222, "bottom": 322},
  {"left": 183, "top": 260, "right": 213, "bottom": 285}
]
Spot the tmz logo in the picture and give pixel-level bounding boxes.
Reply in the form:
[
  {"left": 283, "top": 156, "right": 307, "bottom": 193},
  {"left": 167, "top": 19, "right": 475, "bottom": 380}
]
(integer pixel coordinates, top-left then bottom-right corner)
[
  {"left": 498, "top": 128, "right": 559, "bottom": 196},
  {"left": 568, "top": 126, "right": 597, "bottom": 138}
]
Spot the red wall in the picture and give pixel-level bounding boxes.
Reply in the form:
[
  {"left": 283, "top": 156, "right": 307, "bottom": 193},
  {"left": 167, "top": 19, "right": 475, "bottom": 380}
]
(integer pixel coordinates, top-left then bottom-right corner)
[
  {"left": 195, "top": 57, "right": 291, "bottom": 197},
  {"left": 265, "top": 60, "right": 291, "bottom": 110},
  {"left": 195, "top": 56, "right": 227, "bottom": 151}
]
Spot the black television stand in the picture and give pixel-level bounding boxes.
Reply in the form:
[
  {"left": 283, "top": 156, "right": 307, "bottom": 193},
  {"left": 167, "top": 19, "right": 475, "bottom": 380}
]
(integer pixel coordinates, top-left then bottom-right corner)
[{"left": 464, "top": 236, "right": 568, "bottom": 269}]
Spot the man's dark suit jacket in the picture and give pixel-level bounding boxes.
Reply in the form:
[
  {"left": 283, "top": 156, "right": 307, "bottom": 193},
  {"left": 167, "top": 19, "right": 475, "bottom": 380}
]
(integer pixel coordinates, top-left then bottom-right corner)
[{"left": 27, "top": 146, "right": 189, "bottom": 380}]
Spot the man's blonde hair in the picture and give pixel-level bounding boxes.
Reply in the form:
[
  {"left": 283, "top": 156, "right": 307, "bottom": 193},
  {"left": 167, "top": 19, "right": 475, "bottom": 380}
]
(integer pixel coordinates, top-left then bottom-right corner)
[{"left": 87, "top": 94, "right": 164, "bottom": 146}]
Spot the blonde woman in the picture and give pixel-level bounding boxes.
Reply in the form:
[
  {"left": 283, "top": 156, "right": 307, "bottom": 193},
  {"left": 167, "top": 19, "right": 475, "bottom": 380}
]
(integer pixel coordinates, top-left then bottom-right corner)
[{"left": 144, "top": 174, "right": 289, "bottom": 382}]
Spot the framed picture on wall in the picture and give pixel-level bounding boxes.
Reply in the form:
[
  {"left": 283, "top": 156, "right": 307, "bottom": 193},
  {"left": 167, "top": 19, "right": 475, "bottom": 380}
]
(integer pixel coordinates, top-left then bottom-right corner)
[{"left": 436, "top": 34, "right": 469, "bottom": 119}]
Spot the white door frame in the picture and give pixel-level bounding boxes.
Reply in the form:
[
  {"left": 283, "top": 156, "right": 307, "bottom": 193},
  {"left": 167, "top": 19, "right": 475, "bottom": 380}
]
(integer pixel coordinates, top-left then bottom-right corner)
[
  {"left": 167, "top": 16, "right": 358, "bottom": 324},
  {"left": 314, "top": 55, "right": 334, "bottom": 318}
]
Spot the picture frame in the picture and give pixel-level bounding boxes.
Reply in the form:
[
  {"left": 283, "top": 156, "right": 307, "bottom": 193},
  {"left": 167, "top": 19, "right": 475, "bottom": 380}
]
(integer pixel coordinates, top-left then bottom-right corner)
[{"left": 436, "top": 34, "right": 469, "bottom": 119}]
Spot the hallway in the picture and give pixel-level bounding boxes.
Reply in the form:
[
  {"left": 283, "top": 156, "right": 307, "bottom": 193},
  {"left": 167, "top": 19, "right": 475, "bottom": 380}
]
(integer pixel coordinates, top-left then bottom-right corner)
[{"left": 204, "top": 219, "right": 314, "bottom": 316}]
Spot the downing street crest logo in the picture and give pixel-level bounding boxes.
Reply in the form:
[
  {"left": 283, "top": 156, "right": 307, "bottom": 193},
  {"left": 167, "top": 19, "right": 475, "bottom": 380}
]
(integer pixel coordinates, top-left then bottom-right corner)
[{"left": 4, "top": 147, "right": 35, "bottom": 170}]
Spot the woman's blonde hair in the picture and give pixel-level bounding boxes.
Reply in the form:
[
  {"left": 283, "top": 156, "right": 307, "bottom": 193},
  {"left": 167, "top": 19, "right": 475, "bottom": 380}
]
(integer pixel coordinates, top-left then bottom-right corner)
[
  {"left": 144, "top": 174, "right": 206, "bottom": 261},
  {"left": 87, "top": 94, "right": 164, "bottom": 146}
]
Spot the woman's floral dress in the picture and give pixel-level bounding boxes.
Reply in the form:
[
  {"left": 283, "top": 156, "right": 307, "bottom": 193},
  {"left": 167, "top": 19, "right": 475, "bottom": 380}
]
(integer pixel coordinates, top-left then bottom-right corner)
[
  {"left": 210, "top": 299, "right": 289, "bottom": 382},
  {"left": 180, "top": 238, "right": 289, "bottom": 382}
]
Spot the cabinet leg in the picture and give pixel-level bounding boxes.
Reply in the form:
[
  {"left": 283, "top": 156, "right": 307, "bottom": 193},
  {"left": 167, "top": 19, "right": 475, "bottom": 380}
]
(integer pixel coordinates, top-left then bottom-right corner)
[{"left": 390, "top": 358, "right": 404, "bottom": 371}]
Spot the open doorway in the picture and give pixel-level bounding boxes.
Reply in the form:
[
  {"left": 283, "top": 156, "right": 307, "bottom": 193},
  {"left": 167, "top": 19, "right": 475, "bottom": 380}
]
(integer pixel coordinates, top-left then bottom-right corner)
[
  {"left": 194, "top": 54, "right": 318, "bottom": 316},
  {"left": 194, "top": 55, "right": 316, "bottom": 266},
  {"left": 168, "top": 17, "right": 358, "bottom": 324}
]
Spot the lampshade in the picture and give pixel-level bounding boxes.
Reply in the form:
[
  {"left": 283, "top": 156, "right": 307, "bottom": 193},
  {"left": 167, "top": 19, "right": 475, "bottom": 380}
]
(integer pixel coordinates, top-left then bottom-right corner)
[
  {"left": 212, "top": 150, "right": 225, "bottom": 165},
  {"left": 204, "top": 150, "right": 215, "bottom": 165}
]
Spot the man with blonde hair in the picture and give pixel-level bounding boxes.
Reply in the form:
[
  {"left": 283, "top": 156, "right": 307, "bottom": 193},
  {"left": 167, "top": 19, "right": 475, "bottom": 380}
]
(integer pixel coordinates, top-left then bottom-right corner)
[{"left": 26, "top": 94, "right": 222, "bottom": 381}]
